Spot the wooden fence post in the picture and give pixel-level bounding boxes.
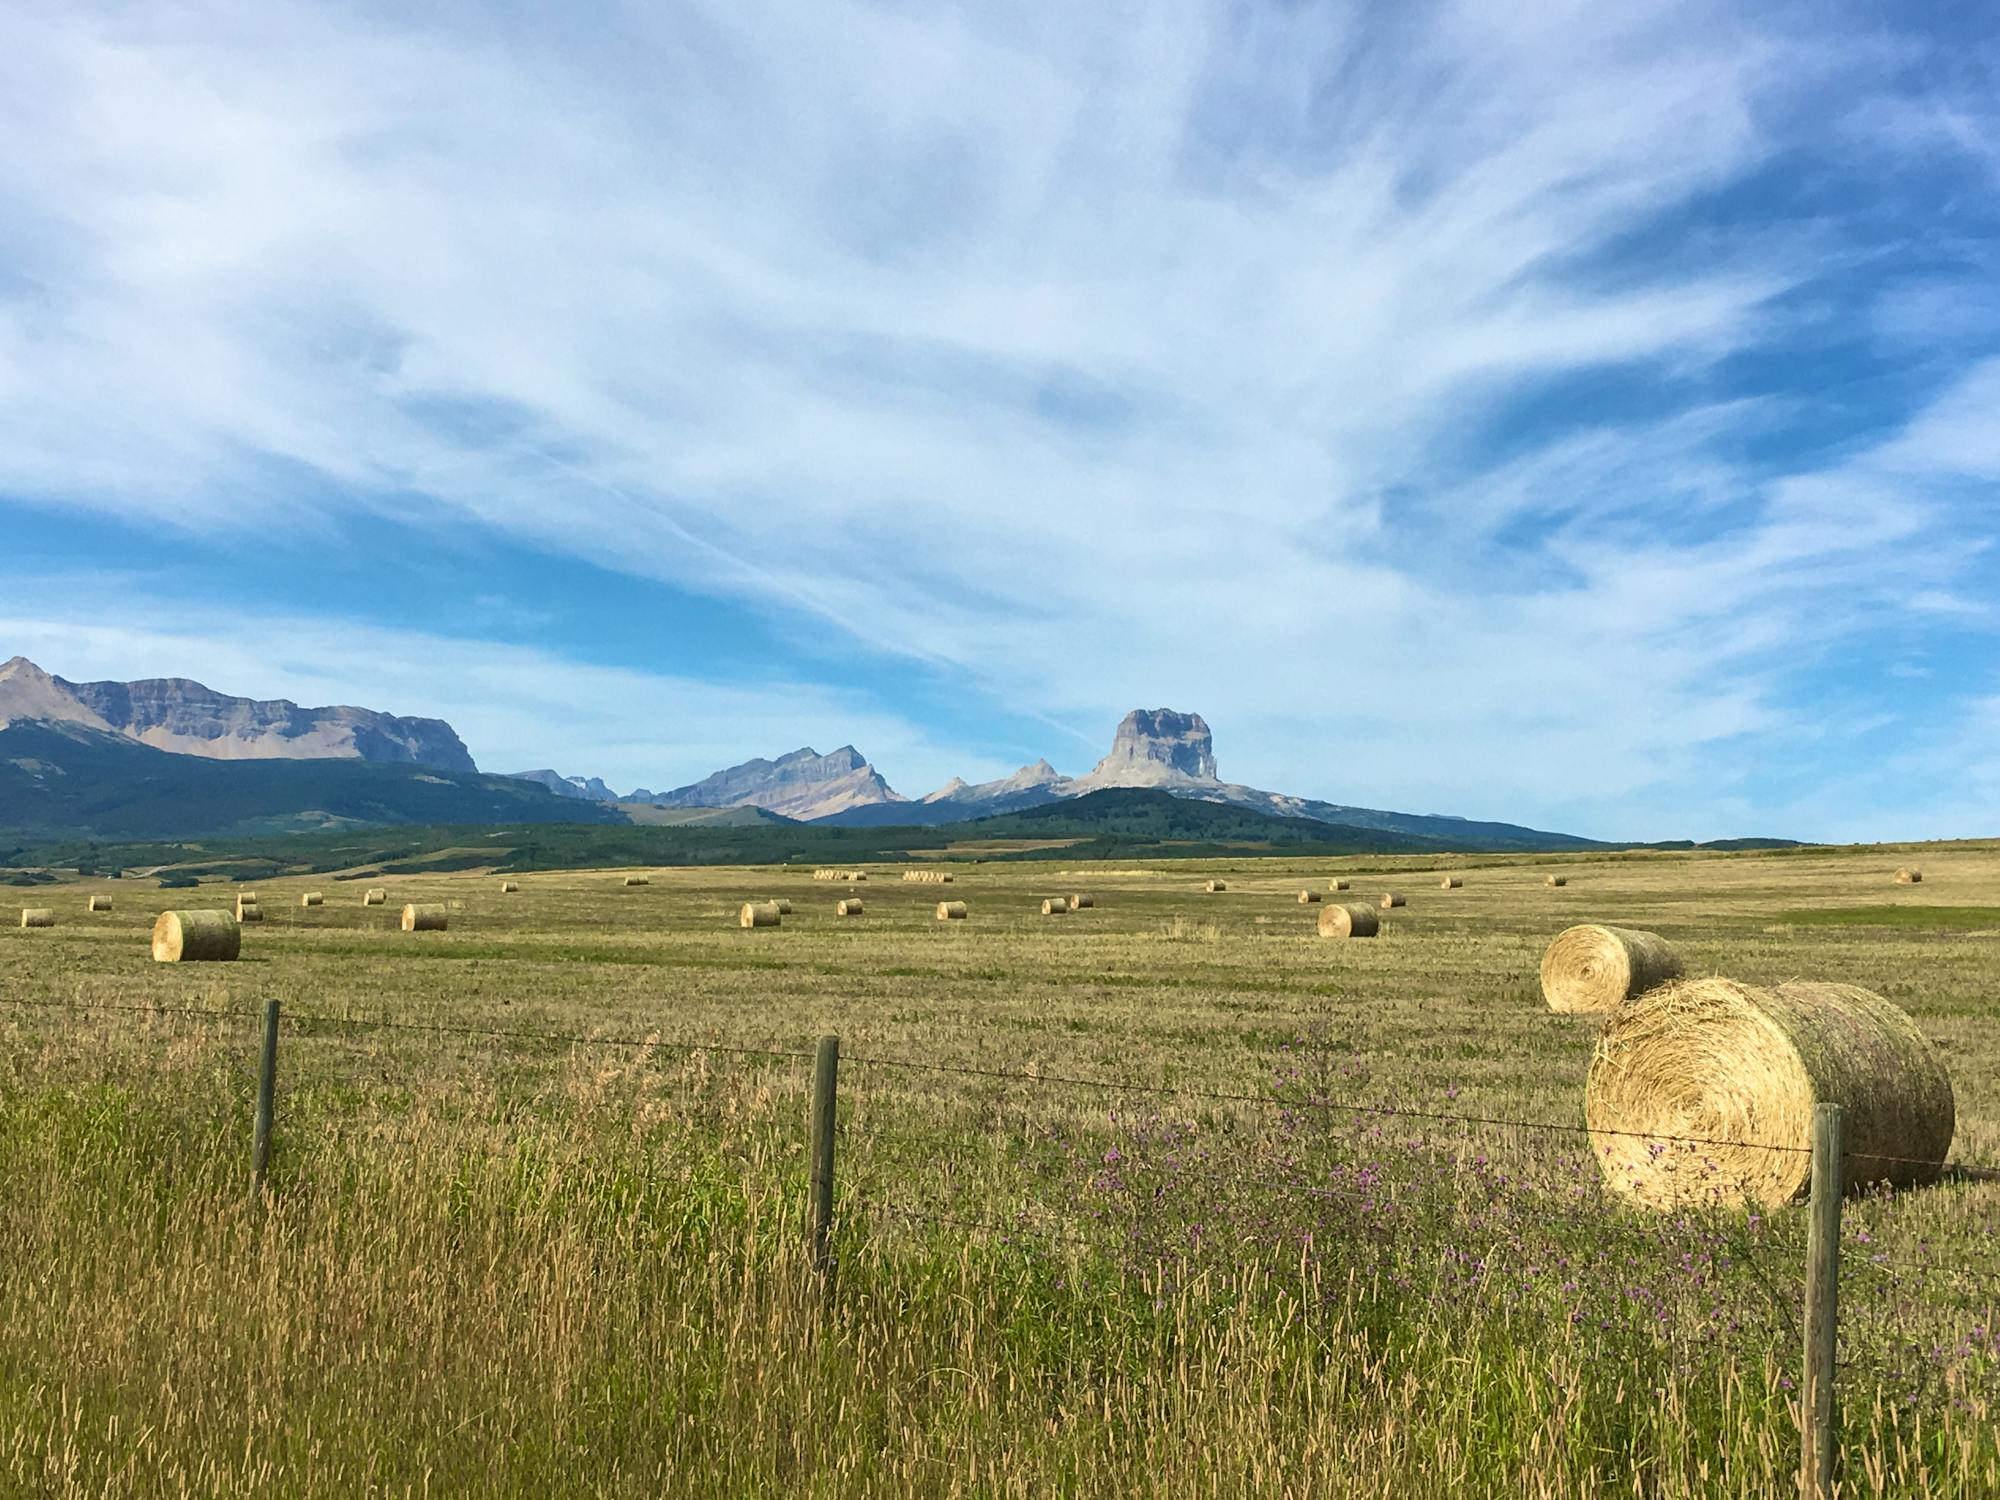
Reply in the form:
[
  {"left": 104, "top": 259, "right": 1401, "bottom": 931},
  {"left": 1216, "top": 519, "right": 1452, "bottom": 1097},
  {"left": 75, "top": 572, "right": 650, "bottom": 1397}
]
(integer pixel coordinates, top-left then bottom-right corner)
[
  {"left": 251, "top": 998, "right": 280, "bottom": 1202},
  {"left": 808, "top": 1034, "right": 840, "bottom": 1285},
  {"left": 1801, "top": 1101, "right": 1844, "bottom": 1499}
]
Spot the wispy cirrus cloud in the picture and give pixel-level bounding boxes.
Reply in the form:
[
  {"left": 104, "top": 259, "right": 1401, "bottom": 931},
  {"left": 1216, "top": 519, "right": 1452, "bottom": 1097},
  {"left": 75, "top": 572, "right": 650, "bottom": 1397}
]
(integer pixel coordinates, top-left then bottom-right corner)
[{"left": 0, "top": 0, "right": 1996, "bottom": 838}]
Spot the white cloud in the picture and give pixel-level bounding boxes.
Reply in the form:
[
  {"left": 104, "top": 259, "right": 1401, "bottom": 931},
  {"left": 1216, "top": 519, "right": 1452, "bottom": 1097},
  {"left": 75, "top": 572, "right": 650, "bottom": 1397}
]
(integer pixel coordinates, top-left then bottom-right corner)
[{"left": 0, "top": 0, "right": 1995, "bottom": 838}]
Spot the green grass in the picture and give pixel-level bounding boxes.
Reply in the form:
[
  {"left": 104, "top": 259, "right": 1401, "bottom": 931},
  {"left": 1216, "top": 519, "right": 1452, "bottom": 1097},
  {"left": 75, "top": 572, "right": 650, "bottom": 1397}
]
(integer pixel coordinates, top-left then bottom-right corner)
[{"left": 1777, "top": 905, "right": 2000, "bottom": 929}]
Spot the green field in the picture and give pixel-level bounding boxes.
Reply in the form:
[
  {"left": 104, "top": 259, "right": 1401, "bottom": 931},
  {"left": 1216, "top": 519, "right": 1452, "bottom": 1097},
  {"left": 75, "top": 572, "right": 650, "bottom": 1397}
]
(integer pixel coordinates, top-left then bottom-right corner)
[{"left": 2, "top": 844, "right": 1996, "bottom": 1496}]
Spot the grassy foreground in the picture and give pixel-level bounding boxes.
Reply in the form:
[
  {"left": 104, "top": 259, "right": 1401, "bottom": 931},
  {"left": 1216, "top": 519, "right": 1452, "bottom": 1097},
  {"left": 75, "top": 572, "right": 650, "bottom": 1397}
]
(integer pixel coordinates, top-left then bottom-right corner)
[{"left": 1, "top": 845, "right": 1996, "bottom": 1496}]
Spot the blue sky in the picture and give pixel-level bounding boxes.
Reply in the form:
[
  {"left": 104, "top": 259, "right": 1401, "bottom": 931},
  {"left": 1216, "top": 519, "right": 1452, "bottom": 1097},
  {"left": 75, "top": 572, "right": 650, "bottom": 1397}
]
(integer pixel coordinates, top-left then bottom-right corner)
[{"left": 2, "top": 0, "right": 1998, "bottom": 841}]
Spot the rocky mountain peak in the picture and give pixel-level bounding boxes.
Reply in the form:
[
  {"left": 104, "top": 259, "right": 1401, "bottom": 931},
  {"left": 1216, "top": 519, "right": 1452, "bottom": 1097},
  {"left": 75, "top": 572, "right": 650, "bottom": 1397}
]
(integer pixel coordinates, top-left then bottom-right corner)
[{"left": 1088, "top": 708, "right": 1217, "bottom": 785}]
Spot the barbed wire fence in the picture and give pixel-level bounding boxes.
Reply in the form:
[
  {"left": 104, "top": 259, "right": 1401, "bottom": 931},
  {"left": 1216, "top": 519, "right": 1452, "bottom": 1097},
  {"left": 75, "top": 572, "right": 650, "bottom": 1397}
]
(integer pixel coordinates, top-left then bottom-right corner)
[{"left": 1, "top": 993, "right": 1997, "bottom": 1495}]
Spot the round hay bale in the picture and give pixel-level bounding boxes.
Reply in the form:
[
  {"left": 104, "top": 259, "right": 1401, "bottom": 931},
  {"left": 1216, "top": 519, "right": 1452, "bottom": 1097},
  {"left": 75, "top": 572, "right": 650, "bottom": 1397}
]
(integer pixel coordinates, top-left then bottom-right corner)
[
  {"left": 1439, "top": 876, "right": 1463, "bottom": 890},
  {"left": 740, "top": 901, "right": 781, "bottom": 928},
  {"left": 1069, "top": 894, "right": 1093, "bottom": 910},
  {"left": 836, "top": 899, "right": 864, "bottom": 917},
  {"left": 1378, "top": 892, "right": 1406, "bottom": 909},
  {"left": 1318, "top": 903, "right": 1380, "bottom": 939},
  {"left": 1298, "top": 890, "right": 1322, "bottom": 904},
  {"left": 936, "top": 901, "right": 968, "bottom": 921},
  {"left": 1895, "top": 867, "right": 1922, "bottom": 884},
  {"left": 235, "top": 898, "right": 263, "bottom": 923},
  {"left": 1546, "top": 875, "right": 1568, "bottom": 887},
  {"left": 402, "top": 903, "right": 448, "bottom": 933},
  {"left": 1587, "top": 978, "right": 1955, "bottom": 1209},
  {"left": 623, "top": 875, "right": 649, "bottom": 887},
  {"left": 362, "top": 889, "right": 385, "bottom": 906},
  {"left": 499, "top": 880, "right": 520, "bottom": 893},
  {"left": 851, "top": 873, "right": 868, "bottom": 883},
  {"left": 1540, "top": 925, "right": 1684, "bottom": 1015},
  {"left": 299, "top": 892, "right": 324, "bottom": 908},
  {"left": 151, "top": 910, "right": 239, "bottom": 962},
  {"left": 86, "top": 895, "right": 111, "bottom": 912},
  {"left": 1042, "top": 897, "right": 1070, "bottom": 915},
  {"left": 19, "top": 908, "right": 54, "bottom": 929},
  {"left": 1327, "top": 879, "right": 1351, "bottom": 892},
  {"left": 774, "top": 899, "right": 793, "bottom": 915},
  {"left": 1203, "top": 880, "right": 1227, "bottom": 893}
]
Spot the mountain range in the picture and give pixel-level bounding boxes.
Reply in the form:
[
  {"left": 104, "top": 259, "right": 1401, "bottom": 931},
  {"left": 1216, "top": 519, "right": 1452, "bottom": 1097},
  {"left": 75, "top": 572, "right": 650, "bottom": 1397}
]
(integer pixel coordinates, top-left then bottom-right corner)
[
  {"left": 0, "top": 654, "right": 1607, "bottom": 849},
  {"left": 508, "top": 707, "right": 1597, "bottom": 850}
]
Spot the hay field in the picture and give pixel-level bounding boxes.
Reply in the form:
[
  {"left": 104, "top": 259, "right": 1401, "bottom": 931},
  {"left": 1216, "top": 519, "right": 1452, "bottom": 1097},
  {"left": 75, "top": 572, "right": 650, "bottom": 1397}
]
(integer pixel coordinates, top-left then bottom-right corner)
[{"left": 3, "top": 845, "right": 1998, "bottom": 1496}]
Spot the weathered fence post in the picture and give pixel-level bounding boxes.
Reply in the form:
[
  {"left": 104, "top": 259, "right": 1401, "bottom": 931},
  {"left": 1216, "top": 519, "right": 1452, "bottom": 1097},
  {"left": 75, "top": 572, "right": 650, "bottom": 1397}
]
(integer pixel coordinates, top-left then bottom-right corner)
[
  {"left": 808, "top": 1034, "right": 840, "bottom": 1286},
  {"left": 251, "top": 998, "right": 280, "bottom": 1202},
  {"left": 1801, "top": 1102, "right": 1844, "bottom": 1500}
]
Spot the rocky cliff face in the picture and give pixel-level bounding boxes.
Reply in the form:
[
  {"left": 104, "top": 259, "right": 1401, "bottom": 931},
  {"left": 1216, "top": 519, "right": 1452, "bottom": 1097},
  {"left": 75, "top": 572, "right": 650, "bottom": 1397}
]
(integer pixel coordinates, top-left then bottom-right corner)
[
  {"left": 0, "top": 656, "right": 476, "bottom": 771},
  {"left": 1077, "top": 709, "right": 1218, "bottom": 788},
  {"left": 651, "top": 745, "right": 905, "bottom": 821}
]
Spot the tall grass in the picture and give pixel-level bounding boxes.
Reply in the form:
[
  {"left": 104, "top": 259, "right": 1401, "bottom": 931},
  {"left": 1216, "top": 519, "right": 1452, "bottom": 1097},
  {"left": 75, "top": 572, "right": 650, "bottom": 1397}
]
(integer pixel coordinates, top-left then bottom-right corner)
[{"left": 0, "top": 1025, "right": 1994, "bottom": 1498}]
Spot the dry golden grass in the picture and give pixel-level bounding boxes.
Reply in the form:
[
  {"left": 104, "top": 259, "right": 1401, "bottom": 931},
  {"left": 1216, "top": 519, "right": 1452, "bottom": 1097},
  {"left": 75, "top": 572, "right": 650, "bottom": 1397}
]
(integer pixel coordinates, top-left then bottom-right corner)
[{"left": 0, "top": 843, "right": 1997, "bottom": 1495}]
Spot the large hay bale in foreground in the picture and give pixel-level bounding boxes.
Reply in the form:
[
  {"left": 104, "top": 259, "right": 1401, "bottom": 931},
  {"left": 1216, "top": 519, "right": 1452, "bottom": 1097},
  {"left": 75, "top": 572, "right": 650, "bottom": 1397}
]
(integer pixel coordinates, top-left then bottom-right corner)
[
  {"left": 1298, "top": 890, "right": 1322, "bottom": 904},
  {"left": 402, "top": 904, "right": 448, "bottom": 932},
  {"left": 1204, "top": 880, "right": 1227, "bottom": 893},
  {"left": 740, "top": 901, "right": 781, "bottom": 928},
  {"left": 1546, "top": 875, "right": 1568, "bottom": 887},
  {"left": 19, "top": 908, "right": 54, "bottom": 929},
  {"left": 1540, "top": 925, "right": 1684, "bottom": 1015},
  {"left": 623, "top": 875, "right": 649, "bottom": 887},
  {"left": 1041, "top": 898, "right": 1069, "bottom": 915},
  {"left": 1069, "top": 894, "right": 1093, "bottom": 910},
  {"left": 86, "top": 895, "right": 111, "bottom": 912},
  {"left": 1318, "top": 903, "right": 1380, "bottom": 939},
  {"left": 936, "top": 901, "right": 968, "bottom": 921},
  {"left": 1586, "top": 978, "right": 1954, "bottom": 1209},
  {"left": 1895, "top": 867, "right": 1922, "bottom": 884},
  {"left": 299, "top": 892, "right": 324, "bottom": 908},
  {"left": 362, "top": 889, "right": 385, "bottom": 907},
  {"left": 1439, "top": 876, "right": 1463, "bottom": 890},
  {"left": 1379, "top": 892, "right": 1406, "bottom": 909},
  {"left": 152, "top": 910, "right": 239, "bottom": 962},
  {"left": 836, "top": 899, "right": 863, "bottom": 917}
]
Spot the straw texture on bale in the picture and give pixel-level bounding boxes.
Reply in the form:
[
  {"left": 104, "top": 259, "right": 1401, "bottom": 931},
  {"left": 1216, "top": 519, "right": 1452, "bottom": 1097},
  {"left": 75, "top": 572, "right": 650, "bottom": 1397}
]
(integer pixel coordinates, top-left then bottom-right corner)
[
  {"left": 1586, "top": 977, "right": 1955, "bottom": 1209},
  {"left": 1540, "top": 925, "right": 1684, "bottom": 1015},
  {"left": 740, "top": 901, "right": 781, "bottom": 928},
  {"left": 774, "top": 899, "right": 793, "bottom": 914},
  {"left": 936, "top": 901, "right": 968, "bottom": 921},
  {"left": 1379, "top": 892, "right": 1406, "bottom": 909},
  {"left": 1439, "top": 876, "right": 1463, "bottom": 890},
  {"left": 362, "top": 890, "right": 385, "bottom": 906},
  {"left": 1328, "top": 880, "right": 1350, "bottom": 892},
  {"left": 500, "top": 880, "right": 520, "bottom": 893},
  {"left": 623, "top": 875, "right": 649, "bottom": 887},
  {"left": 1204, "top": 880, "right": 1227, "bottom": 893},
  {"left": 86, "top": 895, "right": 111, "bottom": 912},
  {"left": 299, "top": 892, "right": 323, "bottom": 907},
  {"left": 19, "top": 908, "right": 54, "bottom": 929},
  {"left": 1546, "top": 875, "right": 1568, "bottom": 887},
  {"left": 835, "top": 899, "right": 863, "bottom": 917},
  {"left": 402, "top": 904, "right": 448, "bottom": 932},
  {"left": 151, "top": 910, "right": 239, "bottom": 963},
  {"left": 1317, "top": 903, "right": 1380, "bottom": 939},
  {"left": 1895, "top": 867, "right": 1922, "bottom": 884},
  {"left": 235, "top": 899, "right": 263, "bottom": 923},
  {"left": 1298, "top": 890, "right": 1322, "bottom": 904},
  {"left": 1069, "top": 894, "right": 1093, "bottom": 910},
  {"left": 1041, "top": 898, "right": 1069, "bottom": 915}
]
